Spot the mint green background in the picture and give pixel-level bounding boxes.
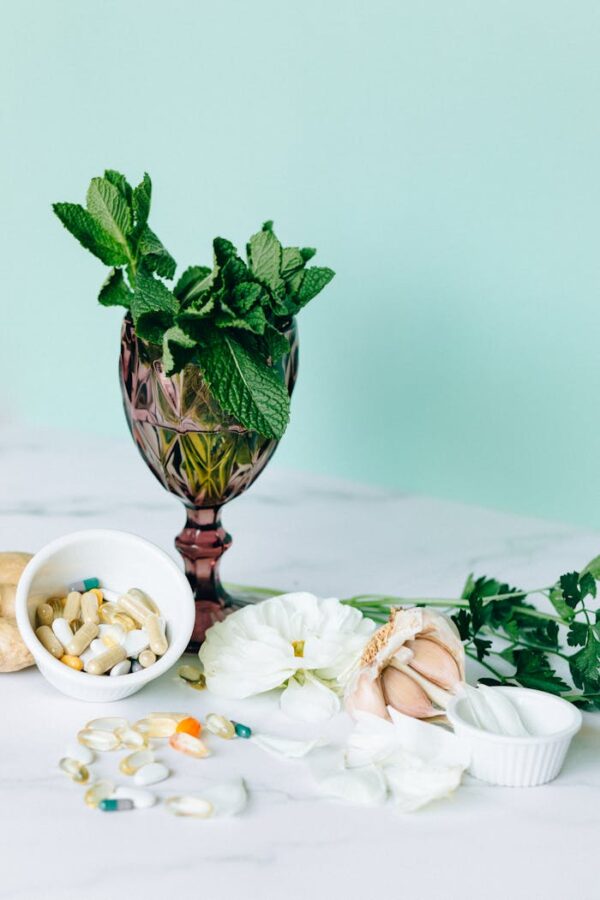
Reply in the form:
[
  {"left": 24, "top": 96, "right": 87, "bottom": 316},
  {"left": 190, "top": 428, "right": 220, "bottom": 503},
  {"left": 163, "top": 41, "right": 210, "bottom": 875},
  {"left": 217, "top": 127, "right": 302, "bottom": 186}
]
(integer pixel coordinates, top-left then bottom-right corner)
[{"left": 2, "top": 1, "right": 600, "bottom": 527}]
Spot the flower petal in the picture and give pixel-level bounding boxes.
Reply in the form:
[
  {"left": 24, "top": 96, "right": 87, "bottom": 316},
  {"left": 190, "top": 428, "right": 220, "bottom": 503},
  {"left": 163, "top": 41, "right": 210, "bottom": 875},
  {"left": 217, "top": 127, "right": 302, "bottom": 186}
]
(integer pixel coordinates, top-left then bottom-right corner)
[
  {"left": 251, "top": 733, "right": 323, "bottom": 759},
  {"left": 280, "top": 673, "right": 341, "bottom": 722},
  {"left": 385, "top": 761, "right": 464, "bottom": 813}
]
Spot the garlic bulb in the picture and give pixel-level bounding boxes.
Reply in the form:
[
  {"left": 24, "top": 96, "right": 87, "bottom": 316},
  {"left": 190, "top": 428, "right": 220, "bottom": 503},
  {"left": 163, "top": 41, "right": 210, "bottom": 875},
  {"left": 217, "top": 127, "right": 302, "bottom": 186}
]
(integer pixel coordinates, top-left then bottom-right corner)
[{"left": 345, "top": 607, "right": 465, "bottom": 720}]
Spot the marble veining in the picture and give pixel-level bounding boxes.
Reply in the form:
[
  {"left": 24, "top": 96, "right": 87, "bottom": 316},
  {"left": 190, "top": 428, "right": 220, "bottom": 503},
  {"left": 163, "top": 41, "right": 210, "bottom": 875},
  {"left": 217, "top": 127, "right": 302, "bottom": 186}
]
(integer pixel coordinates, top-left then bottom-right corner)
[{"left": 0, "top": 425, "right": 599, "bottom": 900}]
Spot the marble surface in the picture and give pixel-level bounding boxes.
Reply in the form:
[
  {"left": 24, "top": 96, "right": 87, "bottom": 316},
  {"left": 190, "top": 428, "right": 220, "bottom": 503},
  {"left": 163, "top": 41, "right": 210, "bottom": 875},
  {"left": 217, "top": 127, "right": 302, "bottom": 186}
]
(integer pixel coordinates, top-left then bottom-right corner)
[{"left": 1, "top": 425, "right": 599, "bottom": 900}]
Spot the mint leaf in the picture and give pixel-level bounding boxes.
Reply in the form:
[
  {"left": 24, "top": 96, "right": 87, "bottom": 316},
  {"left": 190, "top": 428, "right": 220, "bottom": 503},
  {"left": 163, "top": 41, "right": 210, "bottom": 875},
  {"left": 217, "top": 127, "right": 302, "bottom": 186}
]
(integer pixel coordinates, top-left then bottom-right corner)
[
  {"left": 216, "top": 304, "right": 268, "bottom": 335},
  {"left": 248, "top": 223, "right": 283, "bottom": 292},
  {"left": 200, "top": 333, "right": 290, "bottom": 438},
  {"left": 132, "top": 173, "right": 151, "bottom": 234},
  {"left": 174, "top": 266, "right": 212, "bottom": 301},
  {"left": 98, "top": 268, "right": 132, "bottom": 308},
  {"left": 52, "top": 203, "right": 129, "bottom": 267},
  {"left": 104, "top": 170, "right": 133, "bottom": 206},
  {"left": 162, "top": 325, "right": 196, "bottom": 375},
  {"left": 137, "top": 225, "right": 176, "bottom": 279},
  {"left": 237, "top": 327, "right": 291, "bottom": 364},
  {"left": 131, "top": 268, "right": 179, "bottom": 344},
  {"left": 295, "top": 266, "right": 335, "bottom": 309},
  {"left": 280, "top": 247, "right": 305, "bottom": 280},
  {"left": 86, "top": 177, "right": 132, "bottom": 251},
  {"left": 213, "top": 237, "right": 238, "bottom": 266}
]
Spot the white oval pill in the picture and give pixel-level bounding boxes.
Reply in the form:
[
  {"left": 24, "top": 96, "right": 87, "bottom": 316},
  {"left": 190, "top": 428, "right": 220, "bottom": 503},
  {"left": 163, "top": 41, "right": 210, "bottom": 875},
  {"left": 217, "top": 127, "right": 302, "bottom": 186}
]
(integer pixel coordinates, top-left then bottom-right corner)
[
  {"left": 100, "top": 588, "right": 120, "bottom": 603},
  {"left": 52, "top": 617, "right": 73, "bottom": 647},
  {"left": 131, "top": 660, "right": 143, "bottom": 673},
  {"left": 133, "top": 762, "right": 170, "bottom": 786},
  {"left": 110, "top": 659, "right": 132, "bottom": 677},
  {"left": 65, "top": 742, "right": 95, "bottom": 765},
  {"left": 114, "top": 786, "right": 156, "bottom": 809},
  {"left": 90, "top": 638, "right": 105, "bottom": 656},
  {"left": 124, "top": 628, "right": 150, "bottom": 659}
]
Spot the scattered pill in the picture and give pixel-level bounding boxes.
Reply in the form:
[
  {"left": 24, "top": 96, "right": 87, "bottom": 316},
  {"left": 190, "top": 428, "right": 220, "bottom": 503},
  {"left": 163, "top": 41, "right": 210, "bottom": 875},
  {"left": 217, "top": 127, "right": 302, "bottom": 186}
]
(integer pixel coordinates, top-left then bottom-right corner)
[
  {"left": 138, "top": 649, "right": 157, "bottom": 668},
  {"left": 67, "top": 622, "right": 99, "bottom": 656},
  {"left": 35, "top": 625, "right": 64, "bottom": 658},
  {"left": 165, "top": 795, "right": 214, "bottom": 818},
  {"left": 78, "top": 728, "right": 120, "bottom": 752},
  {"left": 99, "top": 798, "right": 134, "bottom": 812},
  {"left": 62, "top": 591, "right": 81, "bottom": 623},
  {"left": 59, "top": 757, "right": 89, "bottom": 783},
  {"left": 84, "top": 780, "right": 114, "bottom": 808},
  {"left": 169, "top": 732, "right": 210, "bottom": 758},
  {"left": 86, "top": 717, "right": 128, "bottom": 732},
  {"left": 133, "top": 716, "right": 176, "bottom": 738},
  {"left": 81, "top": 591, "right": 100, "bottom": 625},
  {"left": 188, "top": 678, "right": 207, "bottom": 691},
  {"left": 205, "top": 713, "right": 235, "bottom": 740},
  {"left": 110, "top": 659, "right": 131, "bottom": 676},
  {"left": 233, "top": 722, "right": 252, "bottom": 739},
  {"left": 134, "top": 762, "right": 170, "bottom": 786},
  {"left": 119, "top": 748, "right": 155, "bottom": 776},
  {"left": 115, "top": 726, "right": 147, "bottom": 750},
  {"left": 85, "top": 644, "right": 127, "bottom": 676},
  {"left": 175, "top": 717, "right": 201, "bottom": 738},
  {"left": 114, "top": 786, "right": 157, "bottom": 809},
  {"left": 60, "top": 654, "right": 84, "bottom": 671},
  {"left": 69, "top": 578, "right": 100, "bottom": 593},
  {"left": 36, "top": 602, "right": 54, "bottom": 627},
  {"left": 177, "top": 664, "right": 203, "bottom": 683}
]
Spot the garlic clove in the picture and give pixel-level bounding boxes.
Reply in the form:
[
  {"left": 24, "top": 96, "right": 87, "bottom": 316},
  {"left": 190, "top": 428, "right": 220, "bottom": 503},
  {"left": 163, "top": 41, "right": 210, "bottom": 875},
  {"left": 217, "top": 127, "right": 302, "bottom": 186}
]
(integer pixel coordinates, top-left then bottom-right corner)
[
  {"left": 346, "top": 671, "right": 390, "bottom": 719},
  {"left": 381, "top": 667, "right": 437, "bottom": 718},
  {"left": 405, "top": 638, "right": 461, "bottom": 691}
]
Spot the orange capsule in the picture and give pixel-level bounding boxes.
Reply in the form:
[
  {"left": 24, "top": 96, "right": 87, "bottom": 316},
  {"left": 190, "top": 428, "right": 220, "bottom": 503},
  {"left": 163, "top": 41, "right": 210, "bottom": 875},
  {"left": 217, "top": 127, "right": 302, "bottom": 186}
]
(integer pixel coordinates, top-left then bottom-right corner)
[{"left": 175, "top": 716, "right": 201, "bottom": 738}]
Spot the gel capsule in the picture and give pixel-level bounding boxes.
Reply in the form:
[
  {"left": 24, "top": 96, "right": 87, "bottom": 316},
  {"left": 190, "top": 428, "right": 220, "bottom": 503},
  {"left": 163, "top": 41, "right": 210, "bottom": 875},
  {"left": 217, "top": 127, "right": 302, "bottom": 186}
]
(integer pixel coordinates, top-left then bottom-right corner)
[
  {"left": 62, "top": 591, "right": 81, "bottom": 623},
  {"left": 35, "top": 625, "right": 64, "bottom": 658},
  {"left": 60, "top": 654, "right": 83, "bottom": 671},
  {"left": 177, "top": 665, "right": 203, "bottom": 683},
  {"left": 84, "top": 779, "right": 114, "bottom": 808},
  {"left": 119, "top": 748, "right": 155, "bottom": 775},
  {"left": 69, "top": 577, "right": 100, "bottom": 592},
  {"left": 36, "top": 603, "right": 54, "bottom": 627},
  {"left": 59, "top": 757, "right": 89, "bottom": 783},
  {"left": 115, "top": 725, "right": 147, "bottom": 750},
  {"left": 99, "top": 798, "right": 134, "bottom": 812},
  {"left": 169, "top": 732, "right": 210, "bottom": 759},
  {"left": 81, "top": 591, "right": 99, "bottom": 625},
  {"left": 85, "top": 644, "right": 127, "bottom": 676},
  {"left": 78, "top": 728, "right": 120, "bottom": 752},
  {"left": 47, "top": 597, "right": 65, "bottom": 618},
  {"left": 65, "top": 741, "right": 94, "bottom": 765},
  {"left": 175, "top": 716, "right": 201, "bottom": 737},
  {"left": 86, "top": 717, "right": 128, "bottom": 732},
  {"left": 165, "top": 795, "right": 214, "bottom": 818},
  {"left": 138, "top": 649, "right": 156, "bottom": 668},
  {"left": 112, "top": 613, "right": 137, "bottom": 632},
  {"left": 98, "top": 602, "right": 121, "bottom": 625},
  {"left": 205, "top": 713, "right": 235, "bottom": 740},
  {"left": 133, "top": 716, "right": 176, "bottom": 738},
  {"left": 99, "top": 624, "right": 126, "bottom": 648},
  {"left": 145, "top": 614, "right": 168, "bottom": 656},
  {"left": 67, "top": 622, "right": 99, "bottom": 657}
]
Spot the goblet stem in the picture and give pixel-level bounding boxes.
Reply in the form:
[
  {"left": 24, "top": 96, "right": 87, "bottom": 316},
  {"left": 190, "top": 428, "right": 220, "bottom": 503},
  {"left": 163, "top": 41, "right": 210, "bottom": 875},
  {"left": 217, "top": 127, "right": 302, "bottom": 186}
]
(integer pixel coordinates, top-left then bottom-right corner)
[{"left": 175, "top": 506, "right": 233, "bottom": 651}]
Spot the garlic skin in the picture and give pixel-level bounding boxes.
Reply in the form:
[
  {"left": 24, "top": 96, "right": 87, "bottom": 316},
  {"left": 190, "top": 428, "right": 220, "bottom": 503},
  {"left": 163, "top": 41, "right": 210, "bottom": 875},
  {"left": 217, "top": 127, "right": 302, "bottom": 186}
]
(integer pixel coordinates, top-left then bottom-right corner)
[{"left": 345, "top": 607, "right": 465, "bottom": 721}]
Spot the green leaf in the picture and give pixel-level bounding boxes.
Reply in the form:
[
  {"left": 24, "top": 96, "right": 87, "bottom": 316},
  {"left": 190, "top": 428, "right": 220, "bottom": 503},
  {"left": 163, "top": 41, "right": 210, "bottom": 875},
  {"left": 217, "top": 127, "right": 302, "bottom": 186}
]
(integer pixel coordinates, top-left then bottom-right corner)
[
  {"left": 104, "top": 169, "right": 133, "bottom": 206},
  {"left": 451, "top": 609, "right": 471, "bottom": 641},
  {"left": 473, "top": 637, "right": 493, "bottom": 661},
  {"left": 137, "top": 225, "right": 176, "bottom": 279},
  {"left": 131, "top": 268, "right": 179, "bottom": 344},
  {"left": 280, "top": 247, "right": 306, "bottom": 280},
  {"left": 174, "top": 266, "right": 212, "bottom": 301},
  {"left": 549, "top": 585, "right": 576, "bottom": 621},
  {"left": 294, "top": 266, "right": 335, "bottom": 309},
  {"left": 513, "top": 648, "right": 570, "bottom": 694},
  {"left": 247, "top": 223, "right": 283, "bottom": 292},
  {"left": 213, "top": 237, "right": 238, "bottom": 266},
  {"left": 558, "top": 571, "right": 596, "bottom": 610},
  {"left": 162, "top": 325, "right": 196, "bottom": 375},
  {"left": 569, "top": 632, "right": 600, "bottom": 691},
  {"left": 237, "top": 326, "right": 291, "bottom": 364},
  {"left": 52, "top": 202, "right": 129, "bottom": 267},
  {"left": 86, "top": 177, "right": 132, "bottom": 250},
  {"left": 581, "top": 554, "right": 600, "bottom": 580},
  {"left": 216, "top": 304, "right": 268, "bottom": 335},
  {"left": 567, "top": 621, "right": 590, "bottom": 647},
  {"left": 98, "top": 268, "right": 132, "bottom": 308},
  {"left": 132, "top": 172, "right": 151, "bottom": 234},
  {"left": 199, "top": 333, "right": 290, "bottom": 438}
]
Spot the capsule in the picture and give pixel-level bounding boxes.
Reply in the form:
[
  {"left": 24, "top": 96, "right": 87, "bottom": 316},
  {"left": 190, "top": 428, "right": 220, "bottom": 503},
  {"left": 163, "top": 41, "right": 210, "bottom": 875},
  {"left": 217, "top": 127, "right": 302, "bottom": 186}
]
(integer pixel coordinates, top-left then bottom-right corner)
[
  {"left": 113, "top": 786, "right": 156, "bottom": 809},
  {"left": 165, "top": 795, "right": 214, "bottom": 818},
  {"left": 117, "top": 591, "right": 152, "bottom": 625},
  {"left": 110, "top": 659, "right": 131, "bottom": 676},
  {"left": 98, "top": 602, "right": 121, "bottom": 624},
  {"left": 133, "top": 716, "right": 175, "bottom": 738},
  {"left": 77, "top": 728, "right": 120, "bottom": 752},
  {"left": 36, "top": 602, "right": 54, "bottom": 627},
  {"left": 131, "top": 660, "right": 143, "bottom": 673},
  {"left": 59, "top": 757, "right": 89, "bottom": 783},
  {"left": 128, "top": 587, "right": 159, "bottom": 615},
  {"left": 86, "top": 717, "right": 128, "bottom": 732},
  {"left": 99, "top": 624, "right": 126, "bottom": 648},
  {"left": 67, "top": 622, "right": 99, "bottom": 657},
  {"left": 115, "top": 725, "right": 148, "bottom": 750},
  {"left": 188, "top": 677, "right": 207, "bottom": 692},
  {"left": 84, "top": 780, "right": 114, "bottom": 808},
  {"left": 138, "top": 649, "right": 156, "bottom": 668},
  {"left": 69, "top": 577, "right": 100, "bottom": 593},
  {"left": 177, "top": 665, "right": 203, "bottom": 683},
  {"left": 112, "top": 613, "right": 137, "bottom": 632},
  {"left": 119, "top": 748, "right": 155, "bottom": 776},
  {"left": 99, "top": 798, "right": 134, "bottom": 812},
  {"left": 81, "top": 591, "right": 99, "bottom": 625},
  {"left": 169, "top": 732, "right": 210, "bottom": 758},
  {"left": 90, "top": 588, "right": 103, "bottom": 605},
  {"left": 52, "top": 617, "right": 73, "bottom": 647},
  {"left": 60, "top": 654, "right": 83, "bottom": 671},
  {"left": 145, "top": 614, "right": 168, "bottom": 656},
  {"left": 47, "top": 597, "right": 65, "bottom": 618},
  {"left": 85, "top": 644, "right": 126, "bottom": 676},
  {"left": 62, "top": 591, "right": 81, "bottom": 623},
  {"left": 205, "top": 713, "right": 235, "bottom": 740},
  {"left": 35, "top": 625, "right": 64, "bottom": 658},
  {"left": 124, "top": 629, "right": 149, "bottom": 658},
  {"left": 175, "top": 716, "right": 201, "bottom": 737},
  {"left": 233, "top": 722, "right": 252, "bottom": 739}
]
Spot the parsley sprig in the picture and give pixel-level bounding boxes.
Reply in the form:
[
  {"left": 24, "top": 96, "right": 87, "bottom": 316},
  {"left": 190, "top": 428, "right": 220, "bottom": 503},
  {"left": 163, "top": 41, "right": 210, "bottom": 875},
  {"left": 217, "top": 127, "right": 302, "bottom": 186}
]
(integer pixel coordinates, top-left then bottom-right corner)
[{"left": 343, "top": 554, "right": 600, "bottom": 709}]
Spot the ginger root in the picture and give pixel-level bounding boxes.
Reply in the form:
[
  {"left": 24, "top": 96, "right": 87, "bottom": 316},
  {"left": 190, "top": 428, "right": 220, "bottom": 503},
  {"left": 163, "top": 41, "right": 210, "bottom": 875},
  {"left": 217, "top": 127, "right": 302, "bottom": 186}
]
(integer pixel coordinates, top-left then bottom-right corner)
[{"left": 0, "top": 551, "right": 34, "bottom": 672}]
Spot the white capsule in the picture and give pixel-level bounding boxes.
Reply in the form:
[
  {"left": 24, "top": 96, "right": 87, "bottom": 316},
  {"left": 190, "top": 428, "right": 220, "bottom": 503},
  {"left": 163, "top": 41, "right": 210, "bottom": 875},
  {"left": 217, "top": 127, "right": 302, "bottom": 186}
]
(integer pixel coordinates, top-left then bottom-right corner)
[
  {"left": 131, "top": 660, "right": 143, "bottom": 673},
  {"left": 114, "top": 786, "right": 157, "bottom": 809},
  {"left": 110, "top": 659, "right": 132, "bottom": 677},
  {"left": 89, "top": 638, "right": 105, "bottom": 656},
  {"left": 133, "top": 762, "right": 170, "bottom": 786},
  {"left": 99, "top": 623, "right": 126, "bottom": 647},
  {"left": 100, "top": 588, "right": 120, "bottom": 603},
  {"left": 145, "top": 614, "right": 168, "bottom": 656},
  {"left": 65, "top": 741, "right": 95, "bottom": 765},
  {"left": 124, "top": 628, "right": 150, "bottom": 659},
  {"left": 51, "top": 617, "right": 73, "bottom": 647}
]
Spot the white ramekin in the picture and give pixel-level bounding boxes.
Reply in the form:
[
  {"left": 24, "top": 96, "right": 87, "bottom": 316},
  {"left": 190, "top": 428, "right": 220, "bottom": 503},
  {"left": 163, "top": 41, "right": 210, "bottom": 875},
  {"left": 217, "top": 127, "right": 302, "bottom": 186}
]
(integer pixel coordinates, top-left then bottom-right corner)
[
  {"left": 447, "top": 686, "right": 582, "bottom": 787},
  {"left": 15, "top": 529, "right": 194, "bottom": 702}
]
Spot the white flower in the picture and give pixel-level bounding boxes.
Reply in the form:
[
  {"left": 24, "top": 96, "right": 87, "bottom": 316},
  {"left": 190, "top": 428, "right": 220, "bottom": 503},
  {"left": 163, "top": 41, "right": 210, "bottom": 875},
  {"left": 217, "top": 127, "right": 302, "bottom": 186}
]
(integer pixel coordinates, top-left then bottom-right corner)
[{"left": 199, "top": 592, "right": 375, "bottom": 722}]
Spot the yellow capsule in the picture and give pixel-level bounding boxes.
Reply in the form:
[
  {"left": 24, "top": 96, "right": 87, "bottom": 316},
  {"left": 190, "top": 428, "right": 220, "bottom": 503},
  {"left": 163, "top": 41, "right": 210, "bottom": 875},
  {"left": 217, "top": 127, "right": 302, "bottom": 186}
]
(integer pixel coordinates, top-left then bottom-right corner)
[
  {"left": 78, "top": 728, "right": 120, "bottom": 752},
  {"left": 86, "top": 717, "right": 128, "bottom": 732},
  {"left": 115, "top": 725, "right": 148, "bottom": 750},
  {"left": 60, "top": 654, "right": 83, "bottom": 671},
  {"left": 119, "top": 748, "right": 155, "bottom": 776},
  {"left": 84, "top": 779, "right": 114, "bottom": 808},
  {"left": 188, "top": 679, "right": 207, "bottom": 691},
  {"left": 35, "top": 625, "right": 64, "bottom": 658},
  {"left": 62, "top": 591, "right": 81, "bottom": 623},
  {"left": 67, "top": 622, "right": 99, "bottom": 656},
  {"left": 148, "top": 712, "right": 188, "bottom": 722},
  {"left": 145, "top": 614, "right": 168, "bottom": 656},
  {"left": 36, "top": 603, "right": 54, "bottom": 627},
  {"left": 169, "top": 732, "right": 210, "bottom": 758},
  {"left": 98, "top": 602, "right": 120, "bottom": 624},
  {"left": 133, "top": 716, "right": 177, "bottom": 738},
  {"left": 177, "top": 664, "right": 203, "bottom": 683},
  {"left": 81, "top": 591, "right": 99, "bottom": 625},
  {"left": 59, "top": 757, "right": 89, "bottom": 783},
  {"left": 48, "top": 597, "right": 65, "bottom": 618},
  {"left": 205, "top": 713, "right": 235, "bottom": 740},
  {"left": 85, "top": 644, "right": 127, "bottom": 676},
  {"left": 90, "top": 588, "right": 104, "bottom": 605},
  {"left": 138, "top": 649, "right": 156, "bottom": 668},
  {"left": 112, "top": 613, "right": 137, "bottom": 632}
]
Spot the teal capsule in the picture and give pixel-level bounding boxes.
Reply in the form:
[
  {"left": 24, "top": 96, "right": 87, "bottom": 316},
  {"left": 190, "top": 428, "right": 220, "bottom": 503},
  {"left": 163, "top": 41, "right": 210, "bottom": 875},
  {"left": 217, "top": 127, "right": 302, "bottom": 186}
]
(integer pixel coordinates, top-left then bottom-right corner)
[
  {"left": 99, "top": 798, "right": 134, "bottom": 812},
  {"left": 233, "top": 721, "right": 252, "bottom": 739},
  {"left": 69, "top": 577, "right": 100, "bottom": 592}
]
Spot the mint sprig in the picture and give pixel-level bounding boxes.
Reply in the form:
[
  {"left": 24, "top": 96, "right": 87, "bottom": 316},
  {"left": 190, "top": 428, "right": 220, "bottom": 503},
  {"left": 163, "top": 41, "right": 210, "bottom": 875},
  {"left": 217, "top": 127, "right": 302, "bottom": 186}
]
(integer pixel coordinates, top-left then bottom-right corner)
[{"left": 53, "top": 170, "right": 334, "bottom": 439}]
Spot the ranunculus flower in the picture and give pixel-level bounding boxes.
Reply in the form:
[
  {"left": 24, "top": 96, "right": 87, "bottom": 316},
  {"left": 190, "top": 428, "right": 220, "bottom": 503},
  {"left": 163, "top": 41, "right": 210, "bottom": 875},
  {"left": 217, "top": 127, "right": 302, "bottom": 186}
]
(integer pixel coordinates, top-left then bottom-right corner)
[
  {"left": 345, "top": 607, "right": 465, "bottom": 720},
  {"left": 199, "top": 592, "right": 375, "bottom": 722}
]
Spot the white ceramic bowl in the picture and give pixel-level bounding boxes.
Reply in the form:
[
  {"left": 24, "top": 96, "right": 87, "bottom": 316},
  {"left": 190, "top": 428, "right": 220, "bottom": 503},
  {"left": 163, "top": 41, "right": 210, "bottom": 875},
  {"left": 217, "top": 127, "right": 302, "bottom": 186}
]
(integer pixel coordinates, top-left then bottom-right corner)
[
  {"left": 447, "top": 686, "right": 582, "bottom": 787},
  {"left": 15, "top": 529, "right": 194, "bottom": 702}
]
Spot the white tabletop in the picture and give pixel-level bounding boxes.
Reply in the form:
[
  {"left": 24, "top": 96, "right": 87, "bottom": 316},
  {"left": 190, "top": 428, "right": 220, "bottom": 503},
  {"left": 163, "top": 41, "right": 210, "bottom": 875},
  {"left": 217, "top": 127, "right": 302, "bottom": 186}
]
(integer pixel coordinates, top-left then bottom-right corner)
[{"left": 1, "top": 426, "right": 598, "bottom": 900}]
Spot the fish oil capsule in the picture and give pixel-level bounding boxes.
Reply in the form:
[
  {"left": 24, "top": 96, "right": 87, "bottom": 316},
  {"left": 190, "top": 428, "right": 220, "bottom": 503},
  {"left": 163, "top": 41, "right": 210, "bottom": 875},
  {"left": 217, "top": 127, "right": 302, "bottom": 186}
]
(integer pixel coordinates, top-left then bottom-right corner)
[
  {"left": 99, "top": 798, "right": 134, "bottom": 812},
  {"left": 36, "top": 602, "right": 54, "bottom": 627},
  {"left": 85, "top": 644, "right": 126, "bottom": 676},
  {"left": 81, "top": 591, "right": 99, "bottom": 625},
  {"left": 165, "top": 796, "right": 214, "bottom": 818},
  {"left": 52, "top": 617, "right": 73, "bottom": 647},
  {"left": 169, "top": 732, "right": 210, "bottom": 758},
  {"left": 205, "top": 713, "right": 235, "bottom": 740},
  {"left": 145, "top": 614, "right": 168, "bottom": 656},
  {"left": 175, "top": 716, "right": 201, "bottom": 737},
  {"left": 133, "top": 716, "right": 175, "bottom": 738},
  {"left": 84, "top": 780, "right": 114, "bottom": 808},
  {"left": 117, "top": 591, "right": 152, "bottom": 626},
  {"left": 59, "top": 757, "right": 89, "bottom": 783},
  {"left": 60, "top": 654, "right": 83, "bottom": 671},
  {"left": 90, "top": 587, "right": 103, "bottom": 605},
  {"left": 110, "top": 659, "right": 131, "bottom": 676},
  {"left": 134, "top": 762, "right": 170, "bottom": 786},
  {"left": 35, "top": 625, "right": 64, "bottom": 658},
  {"left": 115, "top": 725, "right": 147, "bottom": 750},
  {"left": 62, "top": 591, "right": 81, "bottom": 623},
  {"left": 112, "top": 613, "right": 137, "bottom": 632},
  {"left": 138, "top": 649, "right": 156, "bottom": 668},
  {"left": 67, "top": 622, "right": 99, "bottom": 657},
  {"left": 177, "top": 664, "right": 203, "bottom": 683},
  {"left": 78, "top": 728, "right": 120, "bottom": 751},
  {"left": 148, "top": 712, "right": 188, "bottom": 723},
  {"left": 119, "top": 748, "right": 155, "bottom": 775},
  {"left": 233, "top": 722, "right": 252, "bottom": 739},
  {"left": 47, "top": 597, "right": 65, "bottom": 618},
  {"left": 87, "top": 717, "right": 128, "bottom": 732},
  {"left": 98, "top": 602, "right": 120, "bottom": 624},
  {"left": 69, "top": 577, "right": 100, "bottom": 593}
]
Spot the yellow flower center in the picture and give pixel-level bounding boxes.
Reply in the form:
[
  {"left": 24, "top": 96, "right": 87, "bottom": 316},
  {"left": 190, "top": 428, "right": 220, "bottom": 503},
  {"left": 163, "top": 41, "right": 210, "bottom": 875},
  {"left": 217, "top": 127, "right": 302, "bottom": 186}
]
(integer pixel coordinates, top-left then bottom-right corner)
[{"left": 292, "top": 640, "right": 305, "bottom": 658}]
